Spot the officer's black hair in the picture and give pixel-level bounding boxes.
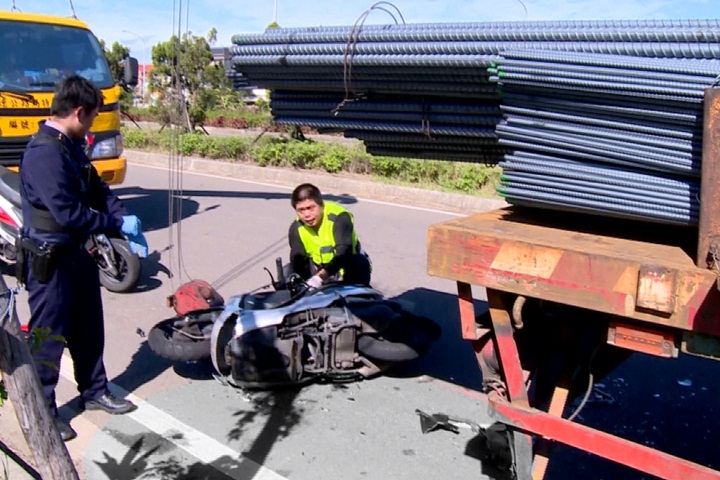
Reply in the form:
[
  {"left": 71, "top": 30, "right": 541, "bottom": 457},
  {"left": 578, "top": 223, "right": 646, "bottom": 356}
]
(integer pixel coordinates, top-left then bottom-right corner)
[
  {"left": 291, "top": 183, "right": 324, "bottom": 208},
  {"left": 50, "top": 75, "right": 104, "bottom": 117}
]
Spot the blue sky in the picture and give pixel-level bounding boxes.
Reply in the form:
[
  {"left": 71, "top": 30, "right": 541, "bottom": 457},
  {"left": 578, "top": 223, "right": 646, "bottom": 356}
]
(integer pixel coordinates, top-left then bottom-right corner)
[{"left": 15, "top": 0, "right": 716, "bottom": 60}]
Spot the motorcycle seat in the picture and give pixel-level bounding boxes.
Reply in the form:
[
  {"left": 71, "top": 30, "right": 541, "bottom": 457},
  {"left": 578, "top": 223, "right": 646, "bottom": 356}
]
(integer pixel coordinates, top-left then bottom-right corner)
[
  {"left": 242, "top": 290, "right": 293, "bottom": 310},
  {"left": 0, "top": 167, "right": 21, "bottom": 207}
]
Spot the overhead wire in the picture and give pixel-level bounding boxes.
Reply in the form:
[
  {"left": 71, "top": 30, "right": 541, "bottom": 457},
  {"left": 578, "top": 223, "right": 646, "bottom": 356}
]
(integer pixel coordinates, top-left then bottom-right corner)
[
  {"left": 165, "top": 0, "right": 291, "bottom": 293},
  {"left": 211, "top": 236, "right": 287, "bottom": 290},
  {"left": 337, "top": 2, "right": 406, "bottom": 113},
  {"left": 166, "top": 0, "right": 194, "bottom": 289}
]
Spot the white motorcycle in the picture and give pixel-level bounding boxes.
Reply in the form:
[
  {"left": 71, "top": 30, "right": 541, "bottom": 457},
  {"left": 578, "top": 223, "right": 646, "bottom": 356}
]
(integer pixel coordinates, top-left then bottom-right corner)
[
  {"left": 148, "top": 259, "right": 441, "bottom": 389},
  {"left": 0, "top": 166, "right": 141, "bottom": 293}
]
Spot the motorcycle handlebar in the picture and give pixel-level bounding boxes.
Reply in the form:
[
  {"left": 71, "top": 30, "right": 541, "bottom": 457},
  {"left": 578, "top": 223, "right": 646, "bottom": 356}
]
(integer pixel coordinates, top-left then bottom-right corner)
[{"left": 272, "top": 256, "right": 287, "bottom": 290}]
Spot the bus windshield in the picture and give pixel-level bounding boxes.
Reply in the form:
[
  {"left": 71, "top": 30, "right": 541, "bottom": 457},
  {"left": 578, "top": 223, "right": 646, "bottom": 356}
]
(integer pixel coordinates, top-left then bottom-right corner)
[{"left": 0, "top": 19, "right": 114, "bottom": 91}]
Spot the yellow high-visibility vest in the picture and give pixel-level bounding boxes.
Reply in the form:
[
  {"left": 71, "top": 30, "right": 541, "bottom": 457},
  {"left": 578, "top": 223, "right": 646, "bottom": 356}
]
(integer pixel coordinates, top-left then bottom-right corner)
[{"left": 297, "top": 201, "right": 358, "bottom": 266}]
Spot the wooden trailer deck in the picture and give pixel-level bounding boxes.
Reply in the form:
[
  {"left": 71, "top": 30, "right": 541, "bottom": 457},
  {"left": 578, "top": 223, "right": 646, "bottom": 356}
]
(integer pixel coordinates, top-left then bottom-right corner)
[{"left": 428, "top": 206, "right": 720, "bottom": 340}]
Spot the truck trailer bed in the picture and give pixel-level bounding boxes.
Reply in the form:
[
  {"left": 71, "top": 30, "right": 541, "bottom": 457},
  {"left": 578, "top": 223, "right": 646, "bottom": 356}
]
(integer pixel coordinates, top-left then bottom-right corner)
[{"left": 428, "top": 206, "right": 720, "bottom": 340}]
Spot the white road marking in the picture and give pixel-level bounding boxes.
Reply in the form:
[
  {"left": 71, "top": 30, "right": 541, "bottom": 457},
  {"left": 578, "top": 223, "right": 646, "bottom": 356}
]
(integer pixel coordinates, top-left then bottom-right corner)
[{"left": 60, "top": 356, "right": 288, "bottom": 480}]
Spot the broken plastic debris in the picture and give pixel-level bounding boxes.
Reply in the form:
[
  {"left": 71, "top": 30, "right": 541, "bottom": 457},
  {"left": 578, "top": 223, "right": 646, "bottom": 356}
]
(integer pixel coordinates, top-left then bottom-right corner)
[
  {"left": 415, "top": 409, "right": 485, "bottom": 435},
  {"left": 677, "top": 378, "right": 693, "bottom": 387},
  {"left": 591, "top": 388, "right": 615, "bottom": 404}
]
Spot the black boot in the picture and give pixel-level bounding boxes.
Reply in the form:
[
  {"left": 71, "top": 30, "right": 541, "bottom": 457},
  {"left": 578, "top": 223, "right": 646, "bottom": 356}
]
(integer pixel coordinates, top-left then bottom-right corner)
[
  {"left": 82, "top": 390, "right": 136, "bottom": 415},
  {"left": 53, "top": 415, "right": 77, "bottom": 442}
]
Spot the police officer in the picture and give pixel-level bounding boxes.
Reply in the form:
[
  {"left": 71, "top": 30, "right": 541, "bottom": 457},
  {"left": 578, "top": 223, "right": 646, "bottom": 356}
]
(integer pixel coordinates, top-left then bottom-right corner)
[
  {"left": 288, "top": 183, "right": 371, "bottom": 288},
  {"left": 20, "top": 75, "right": 148, "bottom": 441}
]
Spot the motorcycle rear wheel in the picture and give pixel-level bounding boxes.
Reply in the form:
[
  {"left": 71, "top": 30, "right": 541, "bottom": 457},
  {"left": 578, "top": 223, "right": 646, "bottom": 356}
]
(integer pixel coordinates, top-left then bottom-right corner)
[
  {"left": 97, "top": 238, "right": 141, "bottom": 293},
  {"left": 148, "top": 311, "right": 217, "bottom": 362},
  {"left": 358, "top": 314, "right": 441, "bottom": 362}
]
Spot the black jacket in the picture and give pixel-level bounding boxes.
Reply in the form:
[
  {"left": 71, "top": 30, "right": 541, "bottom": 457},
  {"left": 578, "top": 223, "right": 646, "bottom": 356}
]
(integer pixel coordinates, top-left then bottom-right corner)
[{"left": 20, "top": 123, "right": 126, "bottom": 245}]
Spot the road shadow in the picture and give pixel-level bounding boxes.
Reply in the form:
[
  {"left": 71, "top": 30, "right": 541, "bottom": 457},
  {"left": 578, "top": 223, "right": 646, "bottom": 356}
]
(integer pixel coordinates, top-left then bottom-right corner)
[
  {"left": 91, "top": 388, "right": 303, "bottom": 480},
  {"left": 385, "top": 287, "right": 486, "bottom": 392},
  {"left": 128, "top": 250, "right": 169, "bottom": 294},
  {"left": 114, "top": 186, "right": 359, "bottom": 232},
  {"left": 543, "top": 349, "right": 720, "bottom": 480}
]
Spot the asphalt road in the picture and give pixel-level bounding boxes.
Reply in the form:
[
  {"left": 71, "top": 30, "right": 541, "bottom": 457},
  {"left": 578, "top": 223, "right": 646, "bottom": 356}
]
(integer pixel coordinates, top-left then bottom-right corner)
[
  {"left": 5, "top": 159, "right": 500, "bottom": 480},
  {"left": 3, "top": 157, "right": 720, "bottom": 480}
]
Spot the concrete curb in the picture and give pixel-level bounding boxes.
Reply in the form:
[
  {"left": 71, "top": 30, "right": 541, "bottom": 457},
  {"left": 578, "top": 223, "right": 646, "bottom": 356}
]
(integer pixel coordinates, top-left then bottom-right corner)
[{"left": 125, "top": 149, "right": 508, "bottom": 214}]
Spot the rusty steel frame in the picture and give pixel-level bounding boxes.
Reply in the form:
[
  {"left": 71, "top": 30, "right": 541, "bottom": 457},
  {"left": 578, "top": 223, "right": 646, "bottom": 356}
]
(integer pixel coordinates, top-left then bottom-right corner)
[
  {"left": 697, "top": 88, "right": 720, "bottom": 269},
  {"left": 432, "top": 89, "right": 720, "bottom": 479},
  {"left": 460, "top": 286, "right": 720, "bottom": 480},
  {"left": 488, "top": 390, "right": 720, "bottom": 480}
]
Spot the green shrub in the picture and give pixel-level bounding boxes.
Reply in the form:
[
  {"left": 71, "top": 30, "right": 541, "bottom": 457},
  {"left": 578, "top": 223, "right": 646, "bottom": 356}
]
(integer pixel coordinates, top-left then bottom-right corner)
[
  {"left": 207, "top": 137, "right": 251, "bottom": 160},
  {"left": 122, "top": 128, "right": 150, "bottom": 148},
  {"left": 120, "top": 126, "right": 501, "bottom": 196},
  {"left": 369, "top": 156, "right": 404, "bottom": 178},
  {"left": 319, "top": 145, "right": 350, "bottom": 173},
  {"left": 344, "top": 146, "right": 372, "bottom": 174},
  {"left": 252, "top": 139, "right": 287, "bottom": 166},
  {"left": 180, "top": 132, "right": 205, "bottom": 157},
  {"left": 285, "top": 140, "right": 326, "bottom": 168}
]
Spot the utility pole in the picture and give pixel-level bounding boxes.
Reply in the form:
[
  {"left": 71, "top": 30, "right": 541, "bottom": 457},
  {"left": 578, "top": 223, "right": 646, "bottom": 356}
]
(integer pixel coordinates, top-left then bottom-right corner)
[{"left": 0, "top": 278, "right": 79, "bottom": 479}]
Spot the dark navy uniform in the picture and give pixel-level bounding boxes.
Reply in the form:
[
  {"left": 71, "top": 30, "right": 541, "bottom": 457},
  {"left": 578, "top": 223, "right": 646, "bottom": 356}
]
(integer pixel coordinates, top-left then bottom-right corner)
[{"left": 20, "top": 122, "right": 126, "bottom": 411}]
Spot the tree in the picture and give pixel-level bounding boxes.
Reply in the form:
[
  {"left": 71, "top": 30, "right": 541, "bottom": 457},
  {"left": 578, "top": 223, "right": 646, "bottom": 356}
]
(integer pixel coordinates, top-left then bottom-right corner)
[
  {"left": 148, "top": 29, "right": 228, "bottom": 131},
  {"left": 99, "top": 40, "right": 134, "bottom": 112},
  {"left": 99, "top": 40, "right": 130, "bottom": 83}
]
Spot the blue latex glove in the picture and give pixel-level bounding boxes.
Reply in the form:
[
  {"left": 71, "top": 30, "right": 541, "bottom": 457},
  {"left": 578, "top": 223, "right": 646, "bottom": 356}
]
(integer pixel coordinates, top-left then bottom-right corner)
[
  {"left": 127, "top": 232, "right": 148, "bottom": 258},
  {"left": 121, "top": 215, "right": 141, "bottom": 236}
]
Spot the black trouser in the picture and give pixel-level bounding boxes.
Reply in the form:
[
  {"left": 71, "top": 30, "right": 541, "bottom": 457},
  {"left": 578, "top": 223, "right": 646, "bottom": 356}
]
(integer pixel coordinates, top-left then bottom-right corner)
[{"left": 27, "top": 246, "right": 107, "bottom": 411}]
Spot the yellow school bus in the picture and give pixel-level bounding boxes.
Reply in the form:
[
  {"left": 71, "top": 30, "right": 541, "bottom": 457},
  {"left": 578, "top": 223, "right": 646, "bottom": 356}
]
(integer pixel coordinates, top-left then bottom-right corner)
[{"left": 0, "top": 10, "right": 134, "bottom": 185}]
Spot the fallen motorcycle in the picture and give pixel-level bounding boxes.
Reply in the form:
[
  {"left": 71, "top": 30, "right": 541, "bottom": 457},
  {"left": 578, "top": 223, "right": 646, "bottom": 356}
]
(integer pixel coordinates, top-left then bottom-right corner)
[
  {"left": 0, "top": 166, "right": 141, "bottom": 293},
  {"left": 149, "top": 259, "right": 441, "bottom": 389}
]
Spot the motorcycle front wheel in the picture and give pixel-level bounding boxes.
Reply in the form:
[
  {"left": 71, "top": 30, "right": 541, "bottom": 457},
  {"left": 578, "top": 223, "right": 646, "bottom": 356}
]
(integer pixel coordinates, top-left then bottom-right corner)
[{"left": 96, "top": 238, "right": 141, "bottom": 293}]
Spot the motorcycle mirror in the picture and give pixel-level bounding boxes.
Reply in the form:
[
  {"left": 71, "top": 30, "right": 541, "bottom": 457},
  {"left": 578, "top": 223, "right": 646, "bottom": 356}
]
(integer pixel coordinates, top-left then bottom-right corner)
[{"left": 263, "top": 267, "right": 277, "bottom": 287}]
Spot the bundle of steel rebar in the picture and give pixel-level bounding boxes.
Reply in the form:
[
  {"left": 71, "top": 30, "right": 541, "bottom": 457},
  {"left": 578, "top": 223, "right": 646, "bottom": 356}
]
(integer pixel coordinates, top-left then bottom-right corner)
[
  {"left": 490, "top": 50, "right": 718, "bottom": 225},
  {"left": 499, "top": 152, "right": 699, "bottom": 225},
  {"left": 230, "top": 19, "right": 720, "bottom": 224}
]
